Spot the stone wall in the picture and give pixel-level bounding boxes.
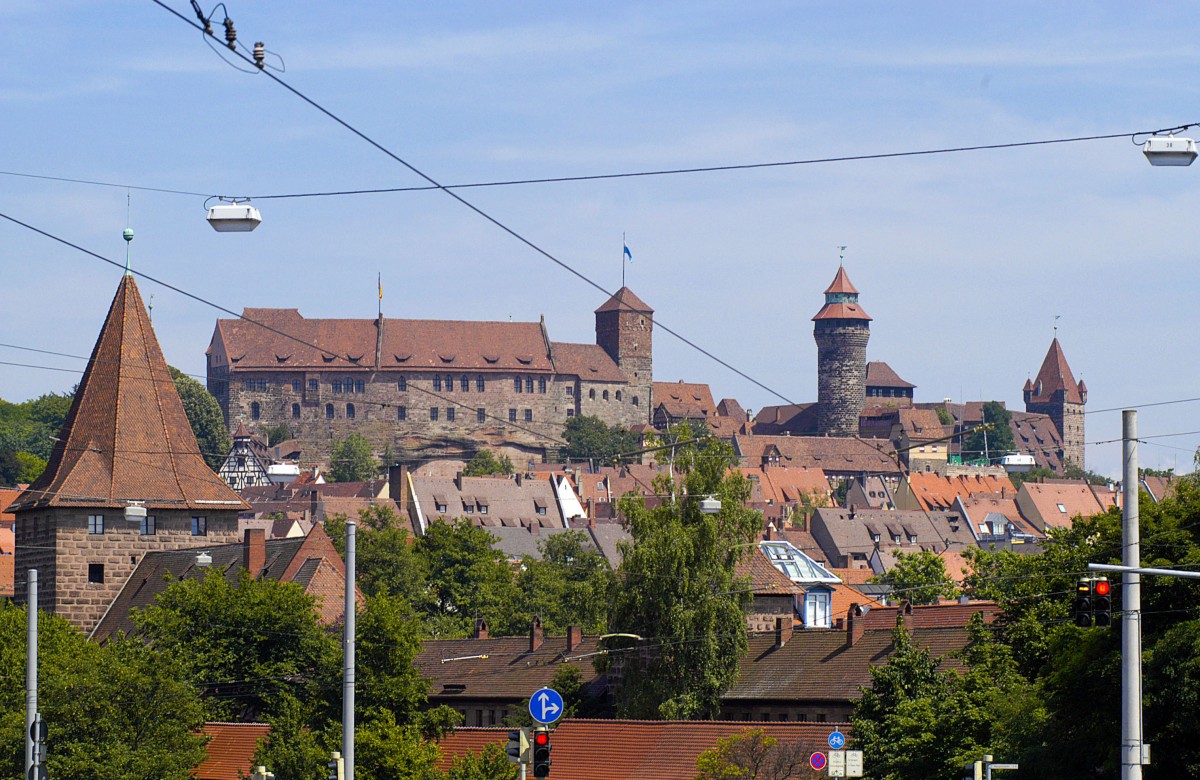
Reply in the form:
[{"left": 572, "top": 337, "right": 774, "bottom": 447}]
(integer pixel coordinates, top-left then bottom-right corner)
[
  {"left": 814, "top": 321, "right": 870, "bottom": 437},
  {"left": 1028, "top": 395, "right": 1085, "bottom": 469}
]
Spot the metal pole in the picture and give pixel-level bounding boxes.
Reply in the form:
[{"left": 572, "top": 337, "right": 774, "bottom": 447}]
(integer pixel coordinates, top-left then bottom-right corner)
[
  {"left": 519, "top": 763, "right": 527, "bottom": 780},
  {"left": 343, "top": 520, "right": 356, "bottom": 780},
  {"left": 25, "top": 569, "right": 37, "bottom": 777},
  {"left": 1121, "top": 409, "right": 1142, "bottom": 780}
]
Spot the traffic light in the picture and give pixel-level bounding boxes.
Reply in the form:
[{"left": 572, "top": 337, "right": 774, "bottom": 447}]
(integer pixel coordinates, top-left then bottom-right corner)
[
  {"left": 506, "top": 728, "right": 530, "bottom": 764},
  {"left": 532, "top": 726, "right": 552, "bottom": 778},
  {"left": 963, "top": 760, "right": 983, "bottom": 780},
  {"left": 1075, "top": 578, "right": 1094, "bottom": 627},
  {"left": 1093, "top": 578, "right": 1112, "bottom": 627},
  {"left": 327, "top": 751, "right": 344, "bottom": 780}
]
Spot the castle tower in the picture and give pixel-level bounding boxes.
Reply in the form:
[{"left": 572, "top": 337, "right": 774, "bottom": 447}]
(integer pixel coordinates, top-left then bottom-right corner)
[
  {"left": 1024, "top": 338, "right": 1087, "bottom": 470},
  {"left": 12, "top": 274, "right": 247, "bottom": 634},
  {"left": 595, "top": 287, "right": 654, "bottom": 423},
  {"left": 812, "top": 267, "right": 872, "bottom": 437}
]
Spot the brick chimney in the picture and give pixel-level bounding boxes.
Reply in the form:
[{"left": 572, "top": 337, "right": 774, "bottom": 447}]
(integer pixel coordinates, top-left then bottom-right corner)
[
  {"left": 389, "top": 464, "right": 411, "bottom": 516},
  {"left": 566, "top": 625, "right": 583, "bottom": 652},
  {"left": 846, "top": 603, "right": 865, "bottom": 647},
  {"left": 774, "top": 615, "right": 792, "bottom": 649},
  {"left": 473, "top": 618, "right": 489, "bottom": 640},
  {"left": 244, "top": 528, "right": 266, "bottom": 577},
  {"left": 530, "top": 616, "right": 544, "bottom": 652},
  {"left": 454, "top": 471, "right": 463, "bottom": 491}
]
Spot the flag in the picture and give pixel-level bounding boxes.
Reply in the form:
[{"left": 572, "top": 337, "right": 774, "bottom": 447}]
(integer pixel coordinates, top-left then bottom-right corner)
[
  {"left": 623, "top": 242, "right": 633, "bottom": 263},
  {"left": 378, "top": 273, "right": 383, "bottom": 301}
]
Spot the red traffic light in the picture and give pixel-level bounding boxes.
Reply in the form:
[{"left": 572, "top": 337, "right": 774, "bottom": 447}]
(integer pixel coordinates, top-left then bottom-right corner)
[
  {"left": 1094, "top": 580, "right": 1111, "bottom": 596},
  {"left": 534, "top": 731, "right": 550, "bottom": 746}
]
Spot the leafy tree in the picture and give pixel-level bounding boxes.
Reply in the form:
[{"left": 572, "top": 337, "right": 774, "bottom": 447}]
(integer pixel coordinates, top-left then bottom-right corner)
[
  {"left": 414, "top": 519, "right": 521, "bottom": 637},
  {"left": 604, "top": 434, "right": 761, "bottom": 719},
  {"left": 169, "top": 366, "right": 230, "bottom": 471},
  {"left": 515, "top": 530, "right": 613, "bottom": 634},
  {"left": 934, "top": 406, "right": 954, "bottom": 426},
  {"left": 463, "top": 450, "right": 514, "bottom": 477},
  {"left": 14, "top": 451, "right": 45, "bottom": 483},
  {"left": 871, "top": 550, "right": 958, "bottom": 605},
  {"left": 693, "top": 728, "right": 815, "bottom": 780},
  {"left": 0, "top": 390, "right": 72, "bottom": 483},
  {"left": 331, "top": 432, "right": 379, "bottom": 482},
  {"left": 327, "top": 505, "right": 427, "bottom": 602},
  {"left": 1063, "top": 460, "right": 1111, "bottom": 486},
  {"left": 959, "top": 401, "right": 1014, "bottom": 463},
  {"left": 1008, "top": 465, "right": 1056, "bottom": 488},
  {"left": 264, "top": 422, "right": 292, "bottom": 446},
  {"left": 562, "top": 415, "right": 640, "bottom": 463},
  {"left": 441, "top": 743, "right": 518, "bottom": 780},
  {"left": 357, "top": 592, "right": 431, "bottom": 721}
]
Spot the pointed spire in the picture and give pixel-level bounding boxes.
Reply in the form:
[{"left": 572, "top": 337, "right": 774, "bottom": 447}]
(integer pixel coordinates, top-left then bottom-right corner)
[
  {"left": 14, "top": 275, "right": 248, "bottom": 511},
  {"left": 1029, "top": 338, "right": 1083, "bottom": 404},
  {"left": 595, "top": 287, "right": 653, "bottom": 314}
]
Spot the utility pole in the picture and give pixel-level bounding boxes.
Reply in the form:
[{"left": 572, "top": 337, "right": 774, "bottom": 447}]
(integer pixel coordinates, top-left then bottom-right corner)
[
  {"left": 1121, "top": 410, "right": 1142, "bottom": 780},
  {"left": 25, "top": 569, "right": 37, "bottom": 778},
  {"left": 343, "top": 519, "right": 356, "bottom": 780}
]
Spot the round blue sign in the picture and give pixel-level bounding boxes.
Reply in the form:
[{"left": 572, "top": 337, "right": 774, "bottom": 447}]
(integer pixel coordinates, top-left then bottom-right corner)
[
  {"left": 529, "top": 687, "right": 564, "bottom": 724},
  {"left": 828, "top": 730, "right": 846, "bottom": 750},
  {"left": 810, "top": 752, "right": 827, "bottom": 771}
]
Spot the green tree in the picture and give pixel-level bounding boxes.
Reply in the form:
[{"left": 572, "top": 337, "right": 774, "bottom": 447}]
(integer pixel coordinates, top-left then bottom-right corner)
[
  {"left": 441, "top": 743, "right": 518, "bottom": 780},
  {"left": 14, "top": 451, "right": 46, "bottom": 483},
  {"left": 959, "top": 401, "right": 1014, "bottom": 463},
  {"left": 604, "top": 434, "right": 761, "bottom": 719},
  {"left": 693, "top": 728, "right": 813, "bottom": 780},
  {"left": 264, "top": 422, "right": 292, "bottom": 446},
  {"left": 327, "top": 505, "right": 427, "bottom": 602},
  {"left": 515, "top": 530, "right": 613, "bottom": 634},
  {"left": 331, "top": 432, "right": 379, "bottom": 482},
  {"left": 169, "top": 366, "right": 231, "bottom": 471},
  {"left": 0, "top": 390, "right": 73, "bottom": 481},
  {"left": 871, "top": 550, "right": 958, "bottom": 605},
  {"left": 414, "top": 519, "right": 521, "bottom": 637},
  {"left": 1008, "top": 465, "right": 1056, "bottom": 488},
  {"left": 463, "top": 450, "right": 514, "bottom": 477},
  {"left": 1062, "top": 460, "right": 1111, "bottom": 486},
  {"left": 562, "top": 415, "right": 640, "bottom": 463}
]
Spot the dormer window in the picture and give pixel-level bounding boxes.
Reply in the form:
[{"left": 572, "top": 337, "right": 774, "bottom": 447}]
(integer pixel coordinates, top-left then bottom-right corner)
[{"left": 1057, "top": 503, "right": 1067, "bottom": 513}]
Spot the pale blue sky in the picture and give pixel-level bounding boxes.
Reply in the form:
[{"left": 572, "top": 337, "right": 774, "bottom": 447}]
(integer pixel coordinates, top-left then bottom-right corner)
[{"left": 4, "top": 2, "right": 1200, "bottom": 477}]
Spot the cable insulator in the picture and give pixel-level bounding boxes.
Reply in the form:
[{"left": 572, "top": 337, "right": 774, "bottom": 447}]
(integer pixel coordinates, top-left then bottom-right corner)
[
  {"left": 253, "top": 42, "right": 265, "bottom": 69},
  {"left": 223, "top": 17, "right": 237, "bottom": 50}
]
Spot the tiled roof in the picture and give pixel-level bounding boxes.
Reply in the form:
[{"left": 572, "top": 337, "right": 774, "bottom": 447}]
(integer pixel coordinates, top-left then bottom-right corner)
[
  {"left": 415, "top": 633, "right": 606, "bottom": 701},
  {"left": 739, "top": 466, "right": 831, "bottom": 506},
  {"left": 435, "top": 721, "right": 844, "bottom": 780},
  {"left": 749, "top": 403, "right": 819, "bottom": 436},
  {"left": 955, "top": 494, "right": 1041, "bottom": 539},
  {"left": 734, "top": 546, "right": 805, "bottom": 596},
  {"left": 1, "top": 487, "right": 24, "bottom": 523},
  {"left": 830, "top": 582, "right": 886, "bottom": 621},
  {"left": 412, "top": 474, "right": 566, "bottom": 530},
  {"left": 550, "top": 342, "right": 628, "bottom": 383},
  {"left": 896, "top": 409, "right": 945, "bottom": 441},
  {"left": 594, "top": 287, "right": 653, "bottom": 314},
  {"left": 734, "top": 434, "right": 900, "bottom": 476},
  {"left": 812, "top": 302, "right": 872, "bottom": 322},
  {"left": 811, "top": 508, "right": 976, "bottom": 566},
  {"left": 716, "top": 398, "right": 747, "bottom": 422},
  {"left": 14, "top": 276, "right": 248, "bottom": 513},
  {"left": 574, "top": 465, "right": 664, "bottom": 506},
  {"left": 824, "top": 267, "right": 859, "bottom": 294},
  {"left": 1141, "top": 475, "right": 1179, "bottom": 503},
  {"left": 904, "top": 472, "right": 1016, "bottom": 511},
  {"left": 1028, "top": 338, "right": 1084, "bottom": 404},
  {"left": 0, "top": 526, "right": 12, "bottom": 598},
  {"left": 1017, "top": 481, "right": 1111, "bottom": 531},
  {"left": 1009, "top": 411, "right": 1066, "bottom": 472},
  {"left": 865, "top": 361, "right": 915, "bottom": 389},
  {"left": 653, "top": 381, "right": 716, "bottom": 419},
  {"left": 193, "top": 722, "right": 270, "bottom": 780}
]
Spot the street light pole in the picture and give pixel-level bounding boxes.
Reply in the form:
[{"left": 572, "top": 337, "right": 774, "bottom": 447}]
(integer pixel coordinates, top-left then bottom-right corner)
[
  {"left": 25, "top": 569, "right": 37, "bottom": 778},
  {"left": 1121, "top": 410, "right": 1143, "bottom": 780},
  {"left": 343, "top": 519, "right": 356, "bottom": 780}
]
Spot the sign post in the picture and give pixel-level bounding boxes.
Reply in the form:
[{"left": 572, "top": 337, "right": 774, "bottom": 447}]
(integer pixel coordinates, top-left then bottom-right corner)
[
  {"left": 828, "top": 750, "right": 845, "bottom": 777},
  {"left": 529, "top": 687, "right": 564, "bottom": 725}
]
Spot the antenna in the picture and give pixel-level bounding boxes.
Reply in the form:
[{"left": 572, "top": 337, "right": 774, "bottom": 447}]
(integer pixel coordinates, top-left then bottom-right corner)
[
  {"left": 1054, "top": 314, "right": 1061, "bottom": 339},
  {"left": 123, "top": 192, "right": 134, "bottom": 275}
]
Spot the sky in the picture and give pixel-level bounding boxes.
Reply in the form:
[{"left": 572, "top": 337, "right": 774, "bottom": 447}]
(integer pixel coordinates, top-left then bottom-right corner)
[{"left": 3, "top": 2, "right": 1200, "bottom": 479}]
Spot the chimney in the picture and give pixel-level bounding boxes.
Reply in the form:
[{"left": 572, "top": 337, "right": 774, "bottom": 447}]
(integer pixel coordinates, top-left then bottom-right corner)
[
  {"left": 389, "top": 464, "right": 411, "bottom": 516},
  {"left": 529, "top": 616, "right": 544, "bottom": 652},
  {"left": 244, "top": 528, "right": 266, "bottom": 577},
  {"left": 474, "top": 618, "right": 489, "bottom": 640},
  {"left": 310, "top": 488, "right": 320, "bottom": 520},
  {"left": 958, "top": 593, "right": 970, "bottom": 605},
  {"left": 587, "top": 512, "right": 595, "bottom": 530},
  {"left": 774, "top": 616, "right": 792, "bottom": 649},
  {"left": 846, "top": 603, "right": 865, "bottom": 647},
  {"left": 454, "top": 471, "right": 463, "bottom": 491},
  {"left": 566, "top": 625, "right": 583, "bottom": 652},
  {"left": 515, "top": 472, "right": 523, "bottom": 487}
]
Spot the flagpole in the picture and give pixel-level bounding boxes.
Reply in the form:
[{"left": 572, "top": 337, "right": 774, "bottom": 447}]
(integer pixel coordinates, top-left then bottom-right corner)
[{"left": 621, "top": 233, "right": 626, "bottom": 289}]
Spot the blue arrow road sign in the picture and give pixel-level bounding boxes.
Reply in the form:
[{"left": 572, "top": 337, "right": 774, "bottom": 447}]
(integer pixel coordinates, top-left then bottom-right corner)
[
  {"left": 529, "top": 687, "right": 564, "bottom": 724},
  {"left": 828, "top": 730, "right": 846, "bottom": 750}
]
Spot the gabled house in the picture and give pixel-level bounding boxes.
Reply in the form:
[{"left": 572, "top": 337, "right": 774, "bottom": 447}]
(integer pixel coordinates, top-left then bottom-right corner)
[
  {"left": 756, "top": 541, "right": 842, "bottom": 629},
  {"left": 809, "top": 507, "right": 976, "bottom": 570},
  {"left": 217, "top": 422, "right": 273, "bottom": 491},
  {"left": 894, "top": 472, "right": 1016, "bottom": 512},
  {"left": 1015, "top": 479, "right": 1118, "bottom": 533},
  {"left": 409, "top": 471, "right": 567, "bottom": 534}
]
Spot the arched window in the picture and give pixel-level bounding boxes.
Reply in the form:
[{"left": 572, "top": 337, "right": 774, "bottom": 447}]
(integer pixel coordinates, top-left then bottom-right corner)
[
  {"left": 291, "top": 403, "right": 300, "bottom": 419},
  {"left": 332, "top": 380, "right": 342, "bottom": 393},
  {"left": 326, "top": 404, "right": 335, "bottom": 419},
  {"left": 616, "top": 391, "right": 622, "bottom": 401},
  {"left": 602, "top": 390, "right": 609, "bottom": 401},
  {"left": 251, "top": 402, "right": 261, "bottom": 420},
  {"left": 476, "top": 376, "right": 485, "bottom": 391},
  {"left": 398, "top": 376, "right": 407, "bottom": 391},
  {"left": 445, "top": 374, "right": 454, "bottom": 391},
  {"left": 354, "top": 379, "right": 365, "bottom": 393},
  {"left": 632, "top": 396, "right": 639, "bottom": 406},
  {"left": 345, "top": 377, "right": 355, "bottom": 392},
  {"left": 461, "top": 376, "right": 470, "bottom": 391},
  {"left": 538, "top": 378, "right": 547, "bottom": 394},
  {"left": 433, "top": 376, "right": 442, "bottom": 391},
  {"left": 588, "top": 389, "right": 596, "bottom": 400},
  {"left": 346, "top": 403, "right": 356, "bottom": 419},
  {"left": 515, "top": 377, "right": 523, "bottom": 393},
  {"left": 397, "top": 405, "right": 407, "bottom": 421}
]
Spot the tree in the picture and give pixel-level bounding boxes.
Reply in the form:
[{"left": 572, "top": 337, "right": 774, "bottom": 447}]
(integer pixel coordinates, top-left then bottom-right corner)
[
  {"left": 1008, "top": 465, "right": 1056, "bottom": 488},
  {"left": 440, "top": 743, "right": 518, "bottom": 780},
  {"left": 693, "top": 729, "right": 815, "bottom": 780},
  {"left": 872, "top": 550, "right": 958, "bottom": 605},
  {"left": 264, "top": 422, "right": 292, "bottom": 446},
  {"left": 169, "top": 366, "right": 231, "bottom": 471},
  {"left": 331, "top": 432, "right": 379, "bottom": 482},
  {"left": 463, "top": 450, "right": 514, "bottom": 477},
  {"left": 604, "top": 434, "right": 761, "bottom": 719},
  {"left": 515, "top": 530, "right": 614, "bottom": 634},
  {"left": 959, "top": 401, "right": 1014, "bottom": 463},
  {"left": 327, "top": 505, "right": 427, "bottom": 602},
  {"left": 0, "top": 390, "right": 72, "bottom": 483},
  {"left": 562, "top": 415, "right": 640, "bottom": 463},
  {"left": 414, "top": 519, "right": 521, "bottom": 637}
]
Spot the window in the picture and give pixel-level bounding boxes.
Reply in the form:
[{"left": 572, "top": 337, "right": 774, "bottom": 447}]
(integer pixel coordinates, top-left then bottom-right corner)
[
  {"left": 244, "top": 379, "right": 267, "bottom": 391},
  {"left": 908, "top": 534, "right": 918, "bottom": 544},
  {"left": 509, "top": 409, "right": 517, "bottom": 422},
  {"left": 536, "top": 504, "right": 547, "bottom": 516},
  {"left": 87, "top": 514, "right": 104, "bottom": 534},
  {"left": 464, "top": 504, "right": 474, "bottom": 514},
  {"left": 398, "top": 376, "right": 407, "bottom": 391},
  {"left": 308, "top": 378, "right": 319, "bottom": 392},
  {"left": 589, "top": 389, "right": 596, "bottom": 400},
  {"left": 805, "top": 591, "right": 832, "bottom": 628},
  {"left": 346, "top": 403, "right": 356, "bottom": 420},
  {"left": 479, "top": 505, "right": 488, "bottom": 515},
  {"left": 435, "top": 501, "right": 447, "bottom": 513},
  {"left": 251, "top": 402, "right": 261, "bottom": 420},
  {"left": 326, "top": 403, "right": 335, "bottom": 419},
  {"left": 566, "top": 386, "right": 574, "bottom": 396},
  {"left": 289, "top": 403, "right": 299, "bottom": 419},
  {"left": 332, "top": 380, "right": 343, "bottom": 393},
  {"left": 431, "top": 407, "right": 439, "bottom": 421},
  {"left": 356, "top": 379, "right": 365, "bottom": 393},
  {"left": 525, "top": 378, "right": 534, "bottom": 393},
  {"left": 1057, "top": 503, "right": 1067, "bottom": 513},
  {"left": 291, "top": 380, "right": 303, "bottom": 393},
  {"left": 398, "top": 405, "right": 407, "bottom": 421},
  {"left": 476, "top": 376, "right": 485, "bottom": 391},
  {"left": 477, "top": 408, "right": 486, "bottom": 423},
  {"left": 344, "top": 377, "right": 354, "bottom": 392},
  {"left": 192, "top": 516, "right": 208, "bottom": 536},
  {"left": 602, "top": 390, "right": 609, "bottom": 401},
  {"left": 616, "top": 391, "right": 622, "bottom": 401},
  {"left": 538, "top": 378, "right": 546, "bottom": 394},
  {"left": 632, "top": 396, "right": 639, "bottom": 406},
  {"left": 871, "top": 533, "right": 881, "bottom": 543},
  {"left": 515, "top": 378, "right": 523, "bottom": 393},
  {"left": 88, "top": 564, "right": 105, "bottom": 584},
  {"left": 461, "top": 376, "right": 470, "bottom": 392},
  {"left": 434, "top": 376, "right": 442, "bottom": 391},
  {"left": 446, "top": 407, "right": 456, "bottom": 422},
  {"left": 445, "top": 374, "right": 454, "bottom": 391},
  {"left": 524, "top": 409, "right": 532, "bottom": 422},
  {"left": 141, "top": 515, "right": 156, "bottom": 535},
  {"left": 566, "top": 409, "right": 575, "bottom": 418}
]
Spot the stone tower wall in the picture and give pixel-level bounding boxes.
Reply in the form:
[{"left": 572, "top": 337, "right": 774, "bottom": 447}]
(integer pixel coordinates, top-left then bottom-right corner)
[
  {"left": 596, "top": 309, "right": 654, "bottom": 424},
  {"left": 1028, "top": 394, "right": 1085, "bottom": 470},
  {"left": 814, "top": 320, "right": 870, "bottom": 437}
]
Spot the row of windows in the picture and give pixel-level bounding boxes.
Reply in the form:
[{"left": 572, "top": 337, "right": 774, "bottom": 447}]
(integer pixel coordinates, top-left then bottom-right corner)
[
  {"left": 256, "top": 376, "right": 640, "bottom": 408},
  {"left": 87, "top": 514, "right": 206, "bottom": 536},
  {"left": 514, "top": 377, "right": 547, "bottom": 394},
  {"left": 306, "top": 404, "right": 536, "bottom": 423}
]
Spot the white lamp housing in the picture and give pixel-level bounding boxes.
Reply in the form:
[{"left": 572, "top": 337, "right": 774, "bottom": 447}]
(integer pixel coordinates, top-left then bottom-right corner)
[
  {"left": 698, "top": 496, "right": 722, "bottom": 515},
  {"left": 206, "top": 201, "right": 263, "bottom": 232},
  {"left": 124, "top": 502, "right": 147, "bottom": 523},
  {"left": 195, "top": 551, "right": 213, "bottom": 567},
  {"left": 1143, "top": 135, "right": 1198, "bottom": 167}
]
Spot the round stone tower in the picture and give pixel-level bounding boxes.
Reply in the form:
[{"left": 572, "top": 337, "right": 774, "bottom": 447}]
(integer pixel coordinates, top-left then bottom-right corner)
[{"left": 812, "top": 267, "right": 872, "bottom": 437}]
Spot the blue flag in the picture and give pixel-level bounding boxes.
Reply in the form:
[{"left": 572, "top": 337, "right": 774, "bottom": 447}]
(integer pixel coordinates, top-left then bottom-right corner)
[{"left": 623, "top": 243, "right": 633, "bottom": 263}]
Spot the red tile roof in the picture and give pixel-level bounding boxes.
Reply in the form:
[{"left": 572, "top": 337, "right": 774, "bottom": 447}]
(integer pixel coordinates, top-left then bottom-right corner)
[
  {"left": 824, "top": 267, "right": 859, "bottom": 295},
  {"left": 0, "top": 526, "right": 12, "bottom": 598},
  {"left": 594, "top": 287, "right": 653, "bottom": 314},
  {"left": 1028, "top": 338, "right": 1084, "bottom": 404},
  {"left": 904, "top": 472, "right": 1016, "bottom": 511},
  {"left": 435, "top": 721, "right": 845, "bottom": 779},
  {"left": 865, "top": 361, "right": 915, "bottom": 389},
  {"left": 653, "top": 381, "right": 716, "bottom": 419},
  {"left": 811, "top": 302, "right": 872, "bottom": 322},
  {"left": 734, "top": 546, "right": 805, "bottom": 597},
  {"left": 193, "top": 722, "right": 270, "bottom": 780},
  {"left": 735, "top": 435, "right": 900, "bottom": 476},
  {"left": 550, "top": 342, "right": 628, "bottom": 383},
  {"left": 13, "top": 276, "right": 248, "bottom": 513}
]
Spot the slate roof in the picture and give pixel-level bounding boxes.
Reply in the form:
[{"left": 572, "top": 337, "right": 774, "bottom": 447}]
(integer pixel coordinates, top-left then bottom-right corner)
[
  {"left": 14, "top": 276, "right": 248, "bottom": 513},
  {"left": 734, "top": 434, "right": 901, "bottom": 476},
  {"left": 193, "top": 722, "right": 270, "bottom": 780},
  {"left": 1028, "top": 338, "right": 1084, "bottom": 404},
  {"left": 865, "top": 361, "right": 915, "bottom": 389},
  {"left": 435, "top": 721, "right": 844, "bottom": 780}
]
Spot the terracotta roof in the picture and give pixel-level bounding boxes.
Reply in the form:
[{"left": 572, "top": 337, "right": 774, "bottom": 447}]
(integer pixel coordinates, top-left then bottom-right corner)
[
  {"left": 594, "top": 287, "right": 653, "bottom": 314},
  {"left": 904, "top": 472, "right": 1016, "bottom": 511},
  {"left": 812, "top": 302, "right": 872, "bottom": 322},
  {"left": 734, "top": 546, "right": 805, "bottom": 596},
  {"left": 739, "top": 466, "right": 831, "bottom": 506},
  {"left": 824, "top": 267, "right": 859, "bottom": 295},
  {"left": 14, "top": 276, "right": 248, "bottom": 513},
  {"left": 574, "top": 465, "right": 665, "bottom": 506},
  {"left": 749, "top": 404, "right": 818, "bottom": 436},
  {"left": 435, "top": 721, "right": 843, "bottom": 780},
  {"left": 0, "top": 487, "right": 21, "bottom": 524},
  {"left": 653, "top": 381, "right": 716, "bottom": 420},
  {"left": 955, "top": 494, "right": 1042, "bottom": 539},
  {"left": 716, "top": 398, "right": 747, "bottom": 422},
  {"left": 855, "top": 601, "right": 1000, "bottom": 631},
  {"left": 734, "top": 434, "right": 900, "bottom": 476},
  {"left": 830, "top": 582, "right": 886, "bottom": 620},
  {"left": 1017, "top": 481, "right": 1111, "bottom": 531},
  {"left": 1141, "top": 475, "right": 1179, "bottom": 503},
  {"left": 549, "top": 342, "right": 628, "bottom": 383},
  {"left": 1028, "top": 338, "right": 1084, "bottom": 404},
  {"left": 865, "top": 361, "right": 915, "bottom": 389},
  {"left": 232, "top": 421, "right": 251, "bottom": 439},
  {"left": 0, "top": 526, "right": 12, "bottom": 598},
  {"left": 193, "top": 722, "right": 270, "bottom": 780}
]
